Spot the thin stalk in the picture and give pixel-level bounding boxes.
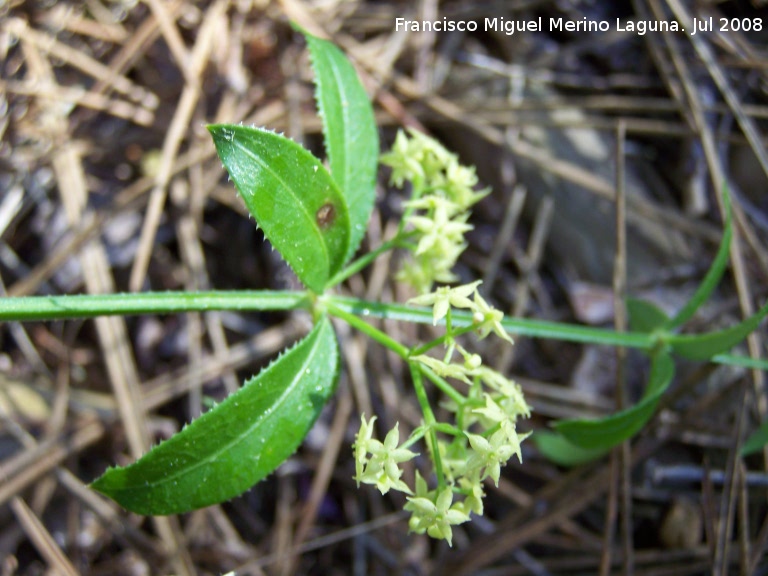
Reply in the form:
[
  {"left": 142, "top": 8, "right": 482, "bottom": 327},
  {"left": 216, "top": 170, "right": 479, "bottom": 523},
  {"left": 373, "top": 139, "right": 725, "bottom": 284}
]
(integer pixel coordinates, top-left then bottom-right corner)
[
  {"left": 324, "top": 302, "right": 410, "bottom": 359},
  {"left": 401, "top": 427, "right": 426, "bottom": 451},
  {"left": 416, "top": 364, "right": 466, "bottom": 406},
  {"left": 327, "top": 235, "right": 409, "bottom": 287},
  {"left": 410, "top": 361, "right": 445, "bottom": 491},
  {"left": 432, "top": 422, "right": 463, "bottom": 437},
  {"left": 442, "top": 340, "right": 456, "bottom": 364},
  {"left": 410, "top": 325, "right": 477, "bottom": 357}
]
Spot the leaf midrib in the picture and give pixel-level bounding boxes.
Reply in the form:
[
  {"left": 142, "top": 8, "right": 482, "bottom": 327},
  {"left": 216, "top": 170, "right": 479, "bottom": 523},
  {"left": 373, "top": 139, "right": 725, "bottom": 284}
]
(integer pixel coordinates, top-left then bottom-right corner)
[
  {"left": 234, "top": 137, "right": 331, "bottom": 273},
  {"left": 118, "top": 322, "right": 328, "bottom": 493}
]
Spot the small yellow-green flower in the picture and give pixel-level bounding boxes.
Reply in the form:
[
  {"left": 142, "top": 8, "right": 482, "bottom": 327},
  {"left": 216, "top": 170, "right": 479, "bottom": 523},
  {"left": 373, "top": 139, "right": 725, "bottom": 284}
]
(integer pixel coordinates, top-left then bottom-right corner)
[
  {"left": 354, "top": 414, "right": 377, "bottom": 486},
  {"left": 409, "top": 207, "right": 472, "bottom": 257},
  {"left": 408, "top": 280, "right": 481, "bottom": 325},
  {"left": 472, "top": 291, "right": 512, "bottom": 343},
  {"left": 396, "top": 260, "right": 437, "bottom": 296},
  {"left": 471, "top": 368, "right": 531, "bottom": 420},
  {"left": 405, "top": 194, "right": 462, "bottom": 218},
  {"left": 472, "top": 393, "right": 508, "bottom": 425},
  {"left": 465, "top": 428, "right": 520, "bottom": 486},
  {"left": 405, "top": 487, "right": 470, "bottom": 546},
  {"left": 354, "top": 422, "right": 418, "bottom": 495},
  {"left": 458, "top": 476, "right": 485, "bottom": 516},
  {"left": 381, "top": 130, "right": 425, "bottom": 187},
  {"left": 412, "top": 354, "right": 473, "bottom": 384},
  {"left": 437, "top": 438, "right": 471, "bottom": 483},
  {"left": 497, "top": 383, "right": 532, "bottom": 421},
  {"left": 444, "top": 163, "right": 488, "bottom": 210},
  {"left": 463, "top": 352, "right": 482, "bottom": 370}
]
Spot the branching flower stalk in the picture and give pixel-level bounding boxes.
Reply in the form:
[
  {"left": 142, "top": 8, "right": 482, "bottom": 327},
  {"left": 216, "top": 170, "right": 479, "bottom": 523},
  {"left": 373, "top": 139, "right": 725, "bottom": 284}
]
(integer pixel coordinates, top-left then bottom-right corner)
[
  {"left": 352, "top": 131, "right": 531, "bottom": 546},
  {"left": 351, "top": 279, "right": 532, "bottom": 545}
]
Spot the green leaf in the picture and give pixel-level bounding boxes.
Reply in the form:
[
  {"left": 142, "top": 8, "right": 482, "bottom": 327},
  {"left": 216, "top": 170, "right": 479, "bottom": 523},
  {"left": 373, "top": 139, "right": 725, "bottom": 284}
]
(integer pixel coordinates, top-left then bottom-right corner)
[
  {"left": 627, "top": 297, "right": 669, "bottom": 333},
  {"left": 208, "top": 124, "right": 350, "bottom": 293},
  {"left": 554, "top": 352, "right": 674, "bottom": 451},
  {"left": 533, "top": 430, "right": 609, "bottom": 467},
  {"left": 303, "top": 31, "right": 379, "bottom": 264},
  {"left": 92, "top": 317, "right": 339, "bottom": 515},
  {"left": 742, "top": 419, "right": 768, "bottom": 457},
  {"left": 713, "top": 353, "right": 768, "bottom": 371},
  {"left": 665, "top": 185, "right": 732, "bottom": 330},
  {"left": 669, "top": 299, "right": 768, "bottom": 361}
]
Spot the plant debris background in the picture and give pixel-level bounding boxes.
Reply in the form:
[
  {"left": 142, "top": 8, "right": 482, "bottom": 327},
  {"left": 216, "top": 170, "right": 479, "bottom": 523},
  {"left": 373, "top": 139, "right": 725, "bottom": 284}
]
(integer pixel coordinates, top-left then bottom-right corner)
[{"left": 1, "top": 0, "right": 768, "bottom": 574}]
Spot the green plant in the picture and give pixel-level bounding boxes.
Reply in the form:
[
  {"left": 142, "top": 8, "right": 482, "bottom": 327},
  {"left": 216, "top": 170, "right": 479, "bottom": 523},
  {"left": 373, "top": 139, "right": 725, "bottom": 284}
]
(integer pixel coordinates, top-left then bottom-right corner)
[{"left": 1, "top": 29, "right": 767, "bottom": 544}]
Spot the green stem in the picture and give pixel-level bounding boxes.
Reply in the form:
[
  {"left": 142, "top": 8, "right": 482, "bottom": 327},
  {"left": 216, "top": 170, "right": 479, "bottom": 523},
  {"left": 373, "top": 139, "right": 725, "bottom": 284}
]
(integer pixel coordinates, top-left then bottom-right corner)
[
  {"left": 416, "top": 364, "right": 466, "bottom": 406},
  {"left": 327, "top": 230, "right": 418, "bottom": 288},
  {"left": 410, "top": 361, "right": 445, "bottom": 491},
  {"left": 327, "top": 237, "right": 402, "bottom": 287},
  {"left": 328, "top": 295, "right": 652, "bottom": 348},
  {"left": 410, "top": 325, "right": 477, "bottom": 357},
  {"left": 1, "top": 290, "right": 764, "bottom": 371},
  {"left": 401, "top": 427, "right": 426, "bottom": 450},
  {"left": 0, "top": 290, "right": 310, "bottom": 321},
  {"left": 324, "top": 301, "right": 410, "bottom": 359},
  {"left": 432, "top": 422, "right": 463, "bottom": 436}
]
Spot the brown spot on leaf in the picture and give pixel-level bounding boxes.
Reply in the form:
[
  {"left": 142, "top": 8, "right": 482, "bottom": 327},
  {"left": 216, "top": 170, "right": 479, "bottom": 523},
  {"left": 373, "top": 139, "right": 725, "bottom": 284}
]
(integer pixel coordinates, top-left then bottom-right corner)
[{"left": 315, "top": 202, "right": 336, "bottom": 229}]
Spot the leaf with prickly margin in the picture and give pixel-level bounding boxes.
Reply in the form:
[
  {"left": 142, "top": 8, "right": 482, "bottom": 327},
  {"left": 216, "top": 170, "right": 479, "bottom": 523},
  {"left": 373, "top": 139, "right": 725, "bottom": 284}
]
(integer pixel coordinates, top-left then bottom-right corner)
[
  {"left": 302, "top": 29, "right": 379, "bottom": 265},
  {"left": 91, "top": 317, "right": 339, "bottom": 515},
  {"left": 208, "top": 124, "right": 350, "bottom": 293}
]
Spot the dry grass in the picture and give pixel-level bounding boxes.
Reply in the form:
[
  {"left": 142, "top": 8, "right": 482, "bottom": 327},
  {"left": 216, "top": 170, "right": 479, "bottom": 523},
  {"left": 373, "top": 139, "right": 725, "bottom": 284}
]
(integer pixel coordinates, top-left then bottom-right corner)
[{"left": 1, "top": 0, "right": 767, "bottom": 574}]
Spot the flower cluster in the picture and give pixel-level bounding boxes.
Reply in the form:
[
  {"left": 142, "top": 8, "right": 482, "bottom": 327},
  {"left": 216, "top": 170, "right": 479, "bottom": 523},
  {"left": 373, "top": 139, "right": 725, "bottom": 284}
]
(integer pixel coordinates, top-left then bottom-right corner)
[
  {"left": 354, "top": 415, "right": 417, "bottom": 495},
  {"left": 381, "top": 129, "right": 487, "bottom": 294},
  {"left": 408, "top": 280, "right": 512, "bottom": 344},
  {"left": 352, "top": 281, "right": 531, "bottom": 547},
  {"left": 404, "top": 473, "right": 470, "bottom": 545}
]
